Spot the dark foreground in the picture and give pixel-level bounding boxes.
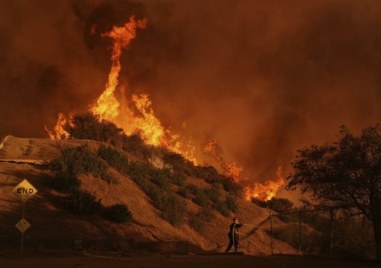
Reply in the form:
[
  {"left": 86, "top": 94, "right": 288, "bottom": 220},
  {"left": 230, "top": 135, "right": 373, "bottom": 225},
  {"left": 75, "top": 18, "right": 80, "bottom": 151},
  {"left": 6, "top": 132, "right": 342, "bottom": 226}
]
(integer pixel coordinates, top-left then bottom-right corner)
[{"left": 0, "top": 254, "right": 379, "bottom": 268}]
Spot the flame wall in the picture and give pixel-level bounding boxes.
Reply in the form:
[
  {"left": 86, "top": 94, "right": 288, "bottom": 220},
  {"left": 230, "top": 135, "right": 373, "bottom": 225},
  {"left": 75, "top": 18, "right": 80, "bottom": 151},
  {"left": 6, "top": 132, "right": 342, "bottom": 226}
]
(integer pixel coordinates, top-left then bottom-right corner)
[{"left": 1, "top": 0, "right": 381, "bottom": 185}]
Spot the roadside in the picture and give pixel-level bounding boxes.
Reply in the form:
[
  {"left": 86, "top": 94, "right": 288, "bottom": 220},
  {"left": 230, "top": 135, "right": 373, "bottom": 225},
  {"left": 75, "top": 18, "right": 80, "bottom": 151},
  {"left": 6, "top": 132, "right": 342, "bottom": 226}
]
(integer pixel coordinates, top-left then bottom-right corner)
[{"left": 0, "top": 253, "right": 380, "bottom": 268}]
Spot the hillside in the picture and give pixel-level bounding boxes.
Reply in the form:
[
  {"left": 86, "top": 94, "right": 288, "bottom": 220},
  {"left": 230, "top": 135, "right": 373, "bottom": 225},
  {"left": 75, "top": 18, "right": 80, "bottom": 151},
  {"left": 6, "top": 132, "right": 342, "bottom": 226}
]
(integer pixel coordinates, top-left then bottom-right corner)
[{"left": 0, "top": 135, "right": 296, "bottom": 255}]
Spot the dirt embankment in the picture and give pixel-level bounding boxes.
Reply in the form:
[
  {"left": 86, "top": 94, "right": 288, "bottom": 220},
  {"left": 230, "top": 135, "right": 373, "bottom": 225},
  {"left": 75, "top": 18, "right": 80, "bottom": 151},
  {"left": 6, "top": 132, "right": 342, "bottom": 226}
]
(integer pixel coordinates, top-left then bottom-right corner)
[{"left": 0, "top": 136, "right": 296, "bottom": 255}]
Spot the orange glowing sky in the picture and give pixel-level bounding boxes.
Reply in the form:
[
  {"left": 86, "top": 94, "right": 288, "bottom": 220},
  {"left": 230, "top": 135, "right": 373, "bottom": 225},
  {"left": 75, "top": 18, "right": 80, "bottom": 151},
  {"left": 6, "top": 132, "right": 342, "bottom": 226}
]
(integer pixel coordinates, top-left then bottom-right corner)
[{"left": 1, "top": 0, "right": 381, "bottom": 193}]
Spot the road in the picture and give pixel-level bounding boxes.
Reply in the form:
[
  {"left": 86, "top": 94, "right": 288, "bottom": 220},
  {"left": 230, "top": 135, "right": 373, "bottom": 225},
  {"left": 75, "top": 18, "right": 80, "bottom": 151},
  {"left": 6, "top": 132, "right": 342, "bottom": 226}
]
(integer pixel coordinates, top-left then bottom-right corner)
[{"left": 0, "top": 254, "right": 379, "bottom": 268}]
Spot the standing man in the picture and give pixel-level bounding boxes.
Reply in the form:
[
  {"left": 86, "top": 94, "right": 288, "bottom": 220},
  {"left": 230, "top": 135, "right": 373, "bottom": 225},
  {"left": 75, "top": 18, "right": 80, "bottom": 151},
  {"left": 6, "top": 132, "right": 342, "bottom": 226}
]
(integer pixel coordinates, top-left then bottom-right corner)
[{"left": 225, "top": 216, "right": 243, "bottom": 253}]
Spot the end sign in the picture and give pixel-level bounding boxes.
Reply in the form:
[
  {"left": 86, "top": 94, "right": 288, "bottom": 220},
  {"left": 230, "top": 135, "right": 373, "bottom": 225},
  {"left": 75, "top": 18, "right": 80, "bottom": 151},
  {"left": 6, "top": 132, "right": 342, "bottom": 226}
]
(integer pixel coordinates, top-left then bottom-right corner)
[{"left": 13, "top": 179, "right": 38, "bottom": 202}]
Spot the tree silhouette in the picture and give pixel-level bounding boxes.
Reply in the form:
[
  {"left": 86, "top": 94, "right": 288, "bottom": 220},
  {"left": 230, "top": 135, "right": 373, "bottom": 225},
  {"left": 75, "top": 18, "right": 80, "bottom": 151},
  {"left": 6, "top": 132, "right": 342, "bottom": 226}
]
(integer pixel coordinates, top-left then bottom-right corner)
[{"left": 288, "top": 126, "right": 381, "bottom": 260}]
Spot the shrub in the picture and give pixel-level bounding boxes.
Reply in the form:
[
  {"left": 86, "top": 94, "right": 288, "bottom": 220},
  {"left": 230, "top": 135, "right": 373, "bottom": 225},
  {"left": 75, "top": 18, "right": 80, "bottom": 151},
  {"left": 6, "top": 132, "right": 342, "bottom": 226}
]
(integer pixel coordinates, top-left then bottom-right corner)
[
  {"left": 127, "top": 161, "right": 156, "bottom": 181},
  {"left": 252, "top": 198, "right": 294, "bottom": 215},
  {"left": 170, "top": 172, "right": 187, "bottom": 187},
  {"left": 178, "top": 186, "right": 192, "bottom": 199},
  {"left": 163, "top": 151, "right": 194, "bottom": 176},
  {"left": 213, "top": 201, "right": 230, "bottom": 217},
  {"left": 226, "top": 195, "right": 238, "bottom": 212},
  {"left": 121, "top": 134, "right": 146, "bottom": 153},
  {"left": 153, "top": 169, "right": 171, "bottom": 190},
  {"left": 194, "top": 188, "right": 210, "bottom": 206},
  {"left": 98, "top": 145, "right": 129, "bottom": 173},
  {"left": 267, "top": 198, "right": 294, "bottom": 213},
  {"left": 189, "top": 207, "right": 215, "bottom": 232},
  {"left": 251, "top": 198, "right": 267, "bottom": 208},
  {"left": 221, "top": 179, "right": 242, "bottom": 195},
  {"left": 127, "top": 163, "right": 185, "bottom": 225},
  {"left": 148, "top": 185, "right": 165, "bottom": 206},
  {"left": 51, "top": 145, "right": 116, "bottom": 190},
  {"left": 101, "top": 173, "right": 120, "bottom": 185},
  {"left": 193, "top": 166, "right": 220, "bottom": 183},
  {"left": 50, "top": 146, "right": 131, "bottom": 222},
  {"left": 187, "top": 184, "right": 199, "bottom": 195},
  {"left": 65, "top": 191, "right": 102, "bottom": 215},
  {"left": 204, "top": 187, "right": 220, "bottom": 203},
  {"left": 52, "top": 172, "right": 80, "bottom": 192},
  {"left": 52, "top": 145, "right": 108, "bottom": 178},
  {"left": 162, "top": 194, "right": 186, "bottom": 225},
  {"left": 104, "top": 204, "right": 132, "bottom": 223},
  {"left": 69, "top": 113, "right": 123, "bottom": 142}
]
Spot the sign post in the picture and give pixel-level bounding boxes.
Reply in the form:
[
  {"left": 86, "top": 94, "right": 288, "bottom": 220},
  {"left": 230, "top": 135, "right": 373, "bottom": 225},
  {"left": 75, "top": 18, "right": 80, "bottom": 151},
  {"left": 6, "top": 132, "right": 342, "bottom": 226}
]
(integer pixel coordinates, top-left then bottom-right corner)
[{"left": 12, "top": 179, "right": 38, "bottom": 253}]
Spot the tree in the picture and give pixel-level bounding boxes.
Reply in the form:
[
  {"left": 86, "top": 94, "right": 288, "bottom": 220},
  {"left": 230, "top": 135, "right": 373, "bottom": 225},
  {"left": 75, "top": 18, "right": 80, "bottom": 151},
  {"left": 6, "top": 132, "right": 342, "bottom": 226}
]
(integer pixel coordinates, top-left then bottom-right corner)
[{"left": 287, "top": 126, "right": 381, "bottom": 260}]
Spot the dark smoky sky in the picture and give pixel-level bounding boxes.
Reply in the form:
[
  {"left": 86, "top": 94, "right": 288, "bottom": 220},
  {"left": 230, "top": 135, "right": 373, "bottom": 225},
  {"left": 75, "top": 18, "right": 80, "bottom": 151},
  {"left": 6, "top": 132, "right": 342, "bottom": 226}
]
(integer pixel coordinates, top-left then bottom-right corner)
[{"left": 1, "top": 0, "right": 381, "bottom": 181}]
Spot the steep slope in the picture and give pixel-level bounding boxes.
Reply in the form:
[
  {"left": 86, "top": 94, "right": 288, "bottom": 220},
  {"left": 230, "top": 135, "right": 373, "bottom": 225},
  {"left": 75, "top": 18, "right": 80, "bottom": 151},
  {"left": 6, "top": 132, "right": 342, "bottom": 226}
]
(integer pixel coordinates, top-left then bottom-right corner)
[{"left": 0, "top": 136, "right": 296, "bottom": 255}]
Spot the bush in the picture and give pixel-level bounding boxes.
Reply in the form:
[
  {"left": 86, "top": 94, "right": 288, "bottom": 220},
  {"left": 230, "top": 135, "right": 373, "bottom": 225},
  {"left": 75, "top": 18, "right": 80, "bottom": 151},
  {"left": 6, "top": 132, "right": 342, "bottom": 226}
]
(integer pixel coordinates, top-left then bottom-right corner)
[
  {"left": 100, "top": 172, "right": 120, "bottom": 185},
  {"left": 163, "top": 151, "right": 194, "bottom": 176},
  {"left": 267, "top": 198, "right": 294, "bottom": 213},
  {"left": 65, "top": 191, "right": 102, "bottom": 215},
  {"left": 52, "top": 172, "right": 80, "bottom": 192},
  {"left": 170, "top": 172, "right": 187, "bottom": 187},
  {"left": 162, "top": 194, "right": 186, "bottom": 225},
  {"left": 226, "top": 195, "right": 238, "bottom": 212},
  {"left": 52, "top": 145, "right": 108, "bottom": 178},
  {"left": 153, "top": 169, "right": 171, "bottom": 190},
  {"left": 50, "top": 145, "right": 132, "bottom": 222},
  {"left": 221, "top": 179, "right": 242, "bottom": 195},
  {"left": 189, "top": 207, "right": 215, "bottom": 232},
  {"left": 127, "top": 161, "right": 156, "bottom": 181},
  {"left": 252, "top": 197, "right": 295, "bottom": 222},
  {"left": 251, "top": 198, "right": 267, "bottom": 208},
  {"left": 51, "top": 145, "right": 116, "bottom": 190},
  {"left": 187, "top": 184, "right": 199, "bottom": 195},
  {"left": 213, "top": 201, "right": 230, "bottom": 217},
  {"left": 194, "top": 188, "right": 210, "bottom": 206},
  {"left": 69, "top": 113, "right": 123, "bottom": 142},
  {"left": 204, "top": 187, "right": 220, "bottom": 203},
  {"left": 178, "top": 186, "right": 192, "bottom": 199},
  {"left": 104, "top": 204, "right": 132, "bottom": 223},
  {"left": 193, "top": 166, "right": 220, "bottom": 183},
  {"left": 121, "top": 134, "right": 147, "bottom": 154},
  {"left": 98, "top": 145, "right": 129, "bottom": 173},
  {"left": 127, "top": 162, "right": 185, "bottom": 225}
]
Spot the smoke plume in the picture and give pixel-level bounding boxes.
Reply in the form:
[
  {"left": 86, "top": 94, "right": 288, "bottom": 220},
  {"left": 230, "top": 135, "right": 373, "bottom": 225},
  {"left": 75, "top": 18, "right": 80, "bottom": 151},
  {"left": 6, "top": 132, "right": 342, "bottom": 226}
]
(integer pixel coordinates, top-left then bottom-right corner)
[{"left": 1, "top": 0, "right": 381, "bottom": 184}]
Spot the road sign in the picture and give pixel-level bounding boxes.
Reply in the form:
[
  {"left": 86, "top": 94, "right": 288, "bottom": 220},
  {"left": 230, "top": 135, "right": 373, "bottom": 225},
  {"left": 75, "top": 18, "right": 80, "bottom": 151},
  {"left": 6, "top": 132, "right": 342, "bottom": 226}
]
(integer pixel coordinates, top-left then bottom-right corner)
[
  {"left": 15, "top": 218, "right": 31, "bottom": 233},
  {"left": 12, "top": 179, "right": 38, "bottom": 202}
]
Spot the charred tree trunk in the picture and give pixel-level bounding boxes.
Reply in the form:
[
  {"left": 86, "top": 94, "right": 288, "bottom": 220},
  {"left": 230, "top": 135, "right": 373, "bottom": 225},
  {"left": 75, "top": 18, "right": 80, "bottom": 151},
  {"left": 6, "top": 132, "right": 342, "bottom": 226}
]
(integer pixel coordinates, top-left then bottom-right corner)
[{"left": 373, "top": 196, "right": 381, "bottom": 261}]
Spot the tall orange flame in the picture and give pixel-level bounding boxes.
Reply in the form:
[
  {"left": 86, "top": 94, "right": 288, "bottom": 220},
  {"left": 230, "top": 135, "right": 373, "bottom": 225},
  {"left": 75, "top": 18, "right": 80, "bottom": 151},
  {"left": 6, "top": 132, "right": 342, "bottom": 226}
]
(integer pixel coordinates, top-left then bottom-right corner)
[
  {"left": 44, "top": 113, "right": 71, "bottom": 140},
  {"left": 91, "top": 16, "right": 147, "bottom": 121},
  {"left": 244, "top": 167, "right": 285, "bottom": 201},
  {"left": 45, "top": 16, "right": 197, "bottom": 163},
  {"left": 90, "top": 17, "right": 196, "bottom": 163}
]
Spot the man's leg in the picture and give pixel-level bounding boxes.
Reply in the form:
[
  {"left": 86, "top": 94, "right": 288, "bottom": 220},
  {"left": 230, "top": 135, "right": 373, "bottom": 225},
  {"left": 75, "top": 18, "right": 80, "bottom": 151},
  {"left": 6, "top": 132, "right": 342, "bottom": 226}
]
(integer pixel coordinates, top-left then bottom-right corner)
[
  {"left": 234, "top": 237, "right": 239, "bottom": 252},
  {"left": 225, "top": 237, "right": 233, "bottom": 252}
]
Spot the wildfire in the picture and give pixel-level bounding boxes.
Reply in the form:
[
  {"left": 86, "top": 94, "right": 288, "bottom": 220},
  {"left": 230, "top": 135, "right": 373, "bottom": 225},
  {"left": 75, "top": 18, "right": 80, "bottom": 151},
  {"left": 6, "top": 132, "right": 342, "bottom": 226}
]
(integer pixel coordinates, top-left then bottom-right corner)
[
  {"left": 203, "top": 139, "right": 284, "bottom": 201},
  {"left": 44, "top": 16, "right": 285, "bottom": 202},
  {"left": 91, "top": 16, "right": 147, "bottom": 121},
  {"left": 129, "top": 93, "right": 166, "bottom": 145},
  {"left": 203, "top": 139, "right": 242, "bottom": 182},
  {"left": 44, "top": 16, "right": 197, "bottom": 163},
  {"left": 44, "top": 113, "right": 72, "bottom": 140},
  {"left": 244, "top": 167, "right": 285, "bottom": 201}
]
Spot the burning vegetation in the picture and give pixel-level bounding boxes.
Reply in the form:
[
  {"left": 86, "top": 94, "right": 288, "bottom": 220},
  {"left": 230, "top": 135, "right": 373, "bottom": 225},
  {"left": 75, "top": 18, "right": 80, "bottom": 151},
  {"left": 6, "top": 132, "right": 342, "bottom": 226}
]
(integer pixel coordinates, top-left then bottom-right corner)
[
  {"left": 45, "top": 16, "right": 284, "bottom": 202},
  {"left": 244, "top": 167, "right": 285, "bottom": 202}
]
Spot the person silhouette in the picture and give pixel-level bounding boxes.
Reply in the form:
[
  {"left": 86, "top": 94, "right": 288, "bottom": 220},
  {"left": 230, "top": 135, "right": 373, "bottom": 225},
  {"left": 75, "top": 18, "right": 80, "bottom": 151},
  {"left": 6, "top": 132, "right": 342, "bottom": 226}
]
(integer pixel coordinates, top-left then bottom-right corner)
[{"left": 225, "top": 216, "right": 243, "bottom": 253}]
